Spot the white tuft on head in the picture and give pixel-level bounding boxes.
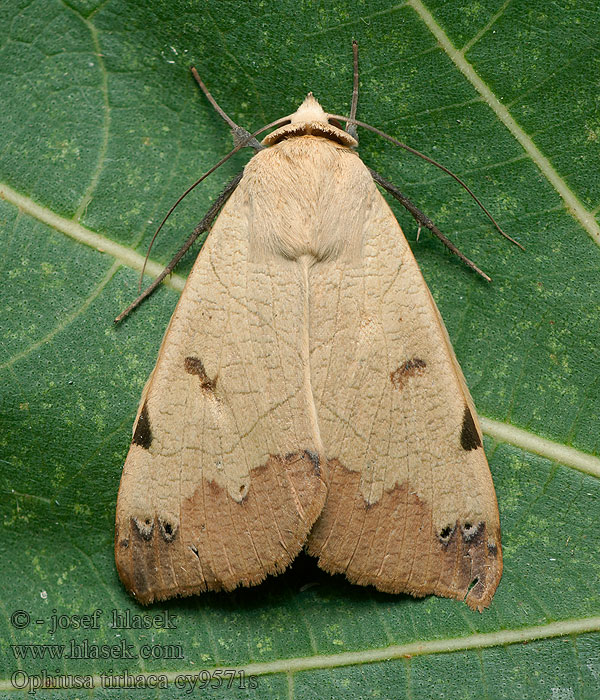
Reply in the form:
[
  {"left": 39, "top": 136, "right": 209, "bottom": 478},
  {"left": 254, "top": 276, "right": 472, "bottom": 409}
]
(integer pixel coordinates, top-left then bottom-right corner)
[{"left": 290, "top": 93, "right": 328, "bottom": 124}]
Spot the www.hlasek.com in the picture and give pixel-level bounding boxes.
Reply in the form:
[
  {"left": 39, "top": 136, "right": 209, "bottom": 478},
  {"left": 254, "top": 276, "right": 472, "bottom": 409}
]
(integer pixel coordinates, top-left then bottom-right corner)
[{"left": 11, "top": 638, "right": 183, "bottom": 660}]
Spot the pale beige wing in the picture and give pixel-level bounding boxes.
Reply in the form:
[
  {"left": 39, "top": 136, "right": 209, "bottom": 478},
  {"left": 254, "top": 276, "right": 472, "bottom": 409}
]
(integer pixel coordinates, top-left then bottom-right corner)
[
  {"left": 115, "top": 179, "right": 327, "bottom": 604},
  {"left": 306, "top": 169, "right": 502, "bottom": 611}
]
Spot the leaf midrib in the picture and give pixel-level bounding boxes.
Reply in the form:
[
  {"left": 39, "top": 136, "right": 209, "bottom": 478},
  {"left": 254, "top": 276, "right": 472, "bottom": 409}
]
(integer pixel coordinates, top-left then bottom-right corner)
[
  {"left": 408, "top": 0, "right": 600, "bottom": 246},
  {"left": 0, "top": 615, "right": 597, "bottom": 690}
]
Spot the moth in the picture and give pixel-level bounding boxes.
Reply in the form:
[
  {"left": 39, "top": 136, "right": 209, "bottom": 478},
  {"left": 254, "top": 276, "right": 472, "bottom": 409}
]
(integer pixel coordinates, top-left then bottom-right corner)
[{"left": 115, "top": 49, "right": 504, "bottom": 611}]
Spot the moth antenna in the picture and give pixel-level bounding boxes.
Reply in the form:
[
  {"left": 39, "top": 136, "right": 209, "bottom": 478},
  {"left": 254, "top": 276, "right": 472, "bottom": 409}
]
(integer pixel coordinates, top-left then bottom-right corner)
[
  {"left": 115, "top": 172, "right": 243, "bottom": 323},
  {"left": 369, "top": 168, "right": 491, "bottom": 282},
  {"left": 190, "top": 67, "right": 264, "bottom": 153},
  {"left": 346, "top": 40, "right": 359, "bottom": 141},
  {"left": 329, "top": 113, "right": 524, "bottom": 250},
  {"left": 134, "top": 113, "right": 292, "bottom": 295}
]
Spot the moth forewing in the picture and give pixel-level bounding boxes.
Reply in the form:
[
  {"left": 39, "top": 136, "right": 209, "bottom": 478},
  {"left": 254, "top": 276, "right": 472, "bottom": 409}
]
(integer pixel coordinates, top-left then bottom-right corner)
[
  {"left": 116, "top": 93, "right": 502, "bottom": 609},
  {"left": 115, "top": 165, "right": 328, "bottom": 604}
]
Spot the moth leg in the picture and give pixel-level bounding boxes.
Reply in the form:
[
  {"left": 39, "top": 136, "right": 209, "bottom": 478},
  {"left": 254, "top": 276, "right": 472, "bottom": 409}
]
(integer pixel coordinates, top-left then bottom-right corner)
[
  {"left": 115, "top": 173, "right": 243, "bottom": 322},
  {"left": 190, "top": 67, "right": 264, "bottom": 153},
  {"left": 117, "top": 69, "right": 265, "bottom": 323},
  {"left": 368, "top": 167, "right": 492, "bottom": 282},
  {"left": 346, "top": 40, "right": 359, "bottom": 141}
]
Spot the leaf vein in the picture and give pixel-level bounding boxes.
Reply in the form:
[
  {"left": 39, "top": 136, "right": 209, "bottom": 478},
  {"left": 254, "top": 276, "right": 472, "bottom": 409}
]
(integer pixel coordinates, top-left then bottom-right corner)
[{"left": 408, "top": 0, "right": 600, "bottom": 246}]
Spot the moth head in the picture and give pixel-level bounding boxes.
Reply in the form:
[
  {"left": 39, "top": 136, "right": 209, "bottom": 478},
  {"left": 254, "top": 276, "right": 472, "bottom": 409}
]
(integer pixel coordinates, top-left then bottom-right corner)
[{"left": 262, "top": 92, "right": 357, "bottom": 147}]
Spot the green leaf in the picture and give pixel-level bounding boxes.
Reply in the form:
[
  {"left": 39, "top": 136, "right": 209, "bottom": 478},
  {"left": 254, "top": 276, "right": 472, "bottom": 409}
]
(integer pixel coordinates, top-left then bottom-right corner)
[{"left": 1, "top": 0, "right": 599, "bottom": 698}]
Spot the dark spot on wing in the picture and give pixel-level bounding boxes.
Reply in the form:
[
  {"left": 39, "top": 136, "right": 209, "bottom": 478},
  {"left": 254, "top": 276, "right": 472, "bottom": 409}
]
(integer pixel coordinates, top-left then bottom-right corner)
[
  {"left": 132, "top": 516, "right": 154, "bottom": 541},
  {"left": 390, "top": 357, "right": 427, "bottom": 389},
  {"left": 438, "top": 521, "right": 486, "bottom": 548},
  {"left": 159, "top": 519, "right": 177, "bottom": 543},
  {"left": 438, "top": 524, "right": 456, "bottom": 548},
  {"left": 462, "top": 521, "right": 484, "bottom": 544},
  {"left": 460, "top": 405, "right": 482, "bottom": 450},
  {"left": 184, "top": 356, "right": 217, "bottom": 392},
  {"left": 132, "top": 401, "right": 153, "bottom": 449}
]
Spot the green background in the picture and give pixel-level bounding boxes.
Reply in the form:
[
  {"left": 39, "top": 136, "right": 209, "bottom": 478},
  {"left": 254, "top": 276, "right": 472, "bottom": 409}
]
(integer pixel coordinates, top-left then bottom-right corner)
[{"left": 1, "top": 0, "right": 599, "bottom": 698}]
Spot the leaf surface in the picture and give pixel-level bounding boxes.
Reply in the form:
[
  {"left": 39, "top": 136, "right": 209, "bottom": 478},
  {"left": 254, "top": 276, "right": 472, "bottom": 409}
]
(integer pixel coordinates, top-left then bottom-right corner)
[{"left": 1, "top": 1, "right": 599, "bottom": 698}]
